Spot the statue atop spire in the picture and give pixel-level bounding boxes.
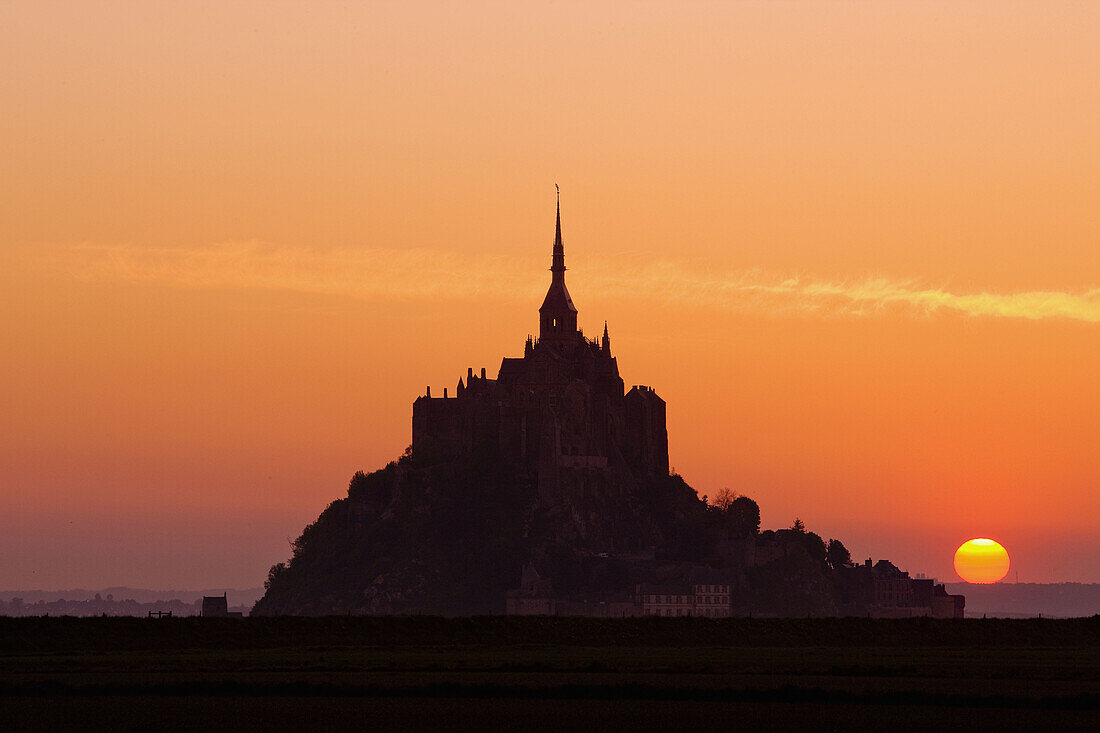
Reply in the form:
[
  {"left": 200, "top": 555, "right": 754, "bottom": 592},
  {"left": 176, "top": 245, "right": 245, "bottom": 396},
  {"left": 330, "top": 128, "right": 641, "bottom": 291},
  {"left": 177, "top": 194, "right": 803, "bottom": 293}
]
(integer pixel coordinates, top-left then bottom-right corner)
[{"left": 539, "top": 186, "right": 578, "bottom": 342}]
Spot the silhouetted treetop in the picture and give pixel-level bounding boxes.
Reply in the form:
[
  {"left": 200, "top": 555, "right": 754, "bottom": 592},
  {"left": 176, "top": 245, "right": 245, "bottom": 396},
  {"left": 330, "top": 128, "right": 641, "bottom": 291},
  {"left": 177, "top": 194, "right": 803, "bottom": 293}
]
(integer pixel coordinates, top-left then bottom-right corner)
[
  {"left": 711, "top": 487, "right": 736, "bottom": 511},
  {"left": 827, "top": 538, "right": 852, "bottom": 570},
  {"left": 728, "top": 495, "right": 761, "bottom": 536}
]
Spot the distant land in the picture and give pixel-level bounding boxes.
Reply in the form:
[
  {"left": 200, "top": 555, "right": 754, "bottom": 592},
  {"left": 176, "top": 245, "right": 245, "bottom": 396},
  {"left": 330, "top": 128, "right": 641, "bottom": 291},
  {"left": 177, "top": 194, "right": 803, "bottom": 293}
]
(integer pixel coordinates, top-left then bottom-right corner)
[
  {"left": 2, "top": 585, "right": 1096, "bottom": 619},
  {"left": 945, "top": 583, "right": 1100, "bottom": 619},
  {"left": 0, "top": 588, "right": 264, "bottom": 617}
]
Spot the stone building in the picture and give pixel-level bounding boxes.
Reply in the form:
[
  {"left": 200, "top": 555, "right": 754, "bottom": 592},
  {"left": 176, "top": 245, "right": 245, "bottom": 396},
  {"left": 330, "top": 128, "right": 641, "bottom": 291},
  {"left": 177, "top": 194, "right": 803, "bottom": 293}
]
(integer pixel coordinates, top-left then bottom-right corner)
[
  {"left": 200, "top": 592, "right": 244, "bottom": 618},
  {"left": 861, "top": 560, "right": 965, "bottom": 618},
  {"left": 637, "top": 583, "right": 733, "bottom": 617},
  {"left": 505, "top": 562, "right": 556, "bottom": 616},
  {"left": 931, "top": 584, "right": 966, "bottom": 618},
  {"left": 411, "top": 195, "right": 669, "bottom": 531},
  {"left": 201, "top": 593, "right": 228, "bottom": 617}
]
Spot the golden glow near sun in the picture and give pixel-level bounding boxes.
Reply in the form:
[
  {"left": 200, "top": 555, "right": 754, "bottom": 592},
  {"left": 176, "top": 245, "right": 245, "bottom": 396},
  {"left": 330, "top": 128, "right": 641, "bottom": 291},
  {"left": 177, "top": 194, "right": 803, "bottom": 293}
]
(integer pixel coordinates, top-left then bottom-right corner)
[{"left": 953, "top": 539, "right": 1011, "bottom": 584}]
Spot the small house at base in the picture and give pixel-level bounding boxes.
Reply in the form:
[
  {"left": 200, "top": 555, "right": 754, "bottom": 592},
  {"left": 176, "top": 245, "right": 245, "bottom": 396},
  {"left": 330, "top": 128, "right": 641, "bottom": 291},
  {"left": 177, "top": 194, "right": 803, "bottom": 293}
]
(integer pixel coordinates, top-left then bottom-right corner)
[{"left": 201, "top": 592, "right": 244, "bottom": 618}]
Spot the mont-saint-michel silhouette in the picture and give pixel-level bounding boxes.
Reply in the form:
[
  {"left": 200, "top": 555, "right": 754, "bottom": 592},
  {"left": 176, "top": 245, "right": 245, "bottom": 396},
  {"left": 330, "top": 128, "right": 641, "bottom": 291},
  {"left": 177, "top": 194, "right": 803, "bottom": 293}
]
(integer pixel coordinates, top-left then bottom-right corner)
[{"left": 254, "top": 196, "right": 963, "bottom": 618}]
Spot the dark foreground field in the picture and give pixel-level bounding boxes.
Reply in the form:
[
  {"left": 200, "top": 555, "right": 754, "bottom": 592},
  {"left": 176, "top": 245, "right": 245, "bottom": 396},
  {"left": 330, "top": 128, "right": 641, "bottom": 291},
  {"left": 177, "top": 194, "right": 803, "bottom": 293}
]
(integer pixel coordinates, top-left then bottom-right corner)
[{"left": 1, "top": 616, "right": 1097, "bottom": 731}]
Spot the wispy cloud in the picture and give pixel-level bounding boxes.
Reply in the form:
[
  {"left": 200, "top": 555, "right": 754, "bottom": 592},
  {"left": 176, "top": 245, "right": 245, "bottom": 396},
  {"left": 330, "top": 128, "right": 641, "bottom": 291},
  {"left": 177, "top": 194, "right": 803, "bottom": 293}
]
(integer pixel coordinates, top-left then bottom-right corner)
[{"left": 51, "top": 241, "right": 1100, "bottom": 323}]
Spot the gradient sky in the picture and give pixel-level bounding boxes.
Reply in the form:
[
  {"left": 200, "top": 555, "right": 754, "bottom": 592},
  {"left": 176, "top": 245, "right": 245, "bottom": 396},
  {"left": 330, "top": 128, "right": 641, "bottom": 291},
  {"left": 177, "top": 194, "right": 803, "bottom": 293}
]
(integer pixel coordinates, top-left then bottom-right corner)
[{"left": 2, "top": 1, "right": 1097, "bottom": 589}]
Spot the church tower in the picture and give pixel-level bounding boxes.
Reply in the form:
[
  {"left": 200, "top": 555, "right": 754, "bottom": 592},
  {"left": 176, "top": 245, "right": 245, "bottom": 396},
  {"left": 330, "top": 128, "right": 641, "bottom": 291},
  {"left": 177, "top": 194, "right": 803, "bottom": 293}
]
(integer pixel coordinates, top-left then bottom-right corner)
[{"left": 539, "top": 189, "right": 578, "bottom": 343}]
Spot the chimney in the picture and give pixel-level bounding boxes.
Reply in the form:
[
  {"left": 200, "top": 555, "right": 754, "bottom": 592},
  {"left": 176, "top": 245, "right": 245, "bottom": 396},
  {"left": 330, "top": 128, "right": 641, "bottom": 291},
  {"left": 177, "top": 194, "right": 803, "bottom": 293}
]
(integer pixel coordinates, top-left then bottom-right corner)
[
  {"left": 444, "top": 387, "right": 448, "bottom": 398},
  {"left": 426, "top": 386, "right": 431, "bottom": 397},
  {"left": 481, "top": 367, "right": 486, "bottom": 379},
  {"left": 468, "top": 367, "right": 474, "bottom": 381}
]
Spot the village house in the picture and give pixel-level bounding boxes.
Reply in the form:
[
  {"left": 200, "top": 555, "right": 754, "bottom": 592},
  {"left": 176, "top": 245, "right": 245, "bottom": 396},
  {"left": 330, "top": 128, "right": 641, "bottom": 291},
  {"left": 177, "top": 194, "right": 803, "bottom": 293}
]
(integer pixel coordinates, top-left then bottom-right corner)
[{"left": 636, "top": 583, "right": 733, "bottom": 617}]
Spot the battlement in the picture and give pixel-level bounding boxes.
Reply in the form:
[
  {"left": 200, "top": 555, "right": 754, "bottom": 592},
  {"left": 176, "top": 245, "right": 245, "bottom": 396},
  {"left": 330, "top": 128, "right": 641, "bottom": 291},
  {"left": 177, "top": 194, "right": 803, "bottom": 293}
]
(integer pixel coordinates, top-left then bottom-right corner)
[{"left": 419, "top": 366, "right": 494, "bottom": 401}]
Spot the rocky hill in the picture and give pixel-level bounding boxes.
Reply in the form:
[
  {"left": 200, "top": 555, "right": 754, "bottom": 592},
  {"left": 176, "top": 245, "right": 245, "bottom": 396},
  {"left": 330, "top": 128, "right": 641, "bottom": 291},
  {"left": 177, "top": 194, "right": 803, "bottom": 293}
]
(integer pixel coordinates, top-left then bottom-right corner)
[{"left": 253, "top": 447, "right": 705, "bottom": 615}]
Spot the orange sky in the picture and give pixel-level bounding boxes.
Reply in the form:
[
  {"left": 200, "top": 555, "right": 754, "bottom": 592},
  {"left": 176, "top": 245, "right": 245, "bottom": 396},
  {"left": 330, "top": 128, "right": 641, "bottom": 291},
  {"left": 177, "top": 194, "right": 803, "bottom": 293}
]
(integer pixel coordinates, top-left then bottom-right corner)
[{"left": 2, "top": 1, "right": 1098, "bottom": 589}]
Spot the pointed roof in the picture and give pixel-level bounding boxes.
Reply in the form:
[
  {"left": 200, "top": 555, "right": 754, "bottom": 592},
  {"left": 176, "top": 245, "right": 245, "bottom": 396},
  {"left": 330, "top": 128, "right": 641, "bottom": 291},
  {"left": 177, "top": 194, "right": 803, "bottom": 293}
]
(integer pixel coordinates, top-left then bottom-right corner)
[
  {"left": 521, "top": 562, "right": 541, "bottom": 585},
  {"left": 540, "top": 188, "right": 577, "bottom": 314},
  {"left": 553, "top": 188, "right": 564, "bottom": 270}
]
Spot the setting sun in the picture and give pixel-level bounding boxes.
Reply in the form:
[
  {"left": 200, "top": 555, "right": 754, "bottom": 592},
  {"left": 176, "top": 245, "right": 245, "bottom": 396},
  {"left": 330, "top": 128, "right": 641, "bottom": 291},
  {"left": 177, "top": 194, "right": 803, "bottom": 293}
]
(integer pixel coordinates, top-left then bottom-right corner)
[{"left": 954, "top": 539, "right": 1011, "bottom": 584}]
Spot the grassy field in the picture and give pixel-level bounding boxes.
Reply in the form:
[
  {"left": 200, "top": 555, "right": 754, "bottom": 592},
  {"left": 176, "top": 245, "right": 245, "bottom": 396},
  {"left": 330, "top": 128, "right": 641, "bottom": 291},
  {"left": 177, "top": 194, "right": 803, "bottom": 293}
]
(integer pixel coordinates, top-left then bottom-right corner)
[{"left": 1, "top": 616, "right": 1097, "bottom": 731}]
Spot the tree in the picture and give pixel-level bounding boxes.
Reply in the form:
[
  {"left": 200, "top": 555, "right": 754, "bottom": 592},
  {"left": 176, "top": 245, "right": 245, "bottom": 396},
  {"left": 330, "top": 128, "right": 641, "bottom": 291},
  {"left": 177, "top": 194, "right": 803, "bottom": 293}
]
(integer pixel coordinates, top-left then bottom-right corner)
[
  {"left": 728, "top": 495, "right": 761, "bottom": 536},
  {"left": 826, "top": 538, "right": 852, "bottom": 570},
  {"left": 707, "top": 490, "right": 760, "bottom": 536},
  {"left": 711, "top": 487, "right": 735, "bottom": 511},
  {"left": 802, "top": 531, "right": 827, "bottom": 563},
  {"left": 790, "top": 518, "right": 806, "bottom": 533},
  {"left": 264, "top": 562, "right": 288, "bottom": 591}
]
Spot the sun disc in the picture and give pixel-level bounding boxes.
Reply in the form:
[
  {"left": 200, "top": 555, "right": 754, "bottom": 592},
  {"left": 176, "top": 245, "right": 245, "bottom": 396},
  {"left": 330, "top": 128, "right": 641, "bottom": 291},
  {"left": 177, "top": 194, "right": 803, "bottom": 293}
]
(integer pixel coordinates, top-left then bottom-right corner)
[{"left": 953, "top": 538, "right": 1010, "bottom": 584}]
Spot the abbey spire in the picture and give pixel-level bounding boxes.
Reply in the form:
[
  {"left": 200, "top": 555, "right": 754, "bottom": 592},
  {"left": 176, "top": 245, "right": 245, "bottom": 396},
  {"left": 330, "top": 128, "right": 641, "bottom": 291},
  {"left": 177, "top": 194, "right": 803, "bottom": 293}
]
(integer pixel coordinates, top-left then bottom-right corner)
[
  {"left": 539, "top": 186, "right": 578, "bottom": 341},
  {"left": 552, "top": 185, "right": 565, "bottom": 275}
]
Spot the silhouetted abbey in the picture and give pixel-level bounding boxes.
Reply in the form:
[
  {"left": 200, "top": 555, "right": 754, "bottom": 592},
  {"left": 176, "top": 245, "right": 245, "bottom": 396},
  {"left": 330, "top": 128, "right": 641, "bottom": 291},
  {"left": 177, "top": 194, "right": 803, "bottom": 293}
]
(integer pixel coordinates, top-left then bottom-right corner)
[
  {"left": 412, "top": 195, "right": 669, "bottom": 504},
  {"left": 253, "top": 195, "right": 964, "bottom": 617}
]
